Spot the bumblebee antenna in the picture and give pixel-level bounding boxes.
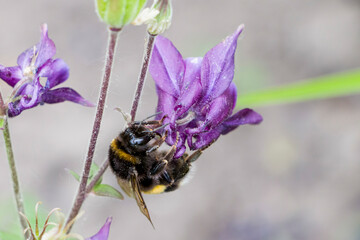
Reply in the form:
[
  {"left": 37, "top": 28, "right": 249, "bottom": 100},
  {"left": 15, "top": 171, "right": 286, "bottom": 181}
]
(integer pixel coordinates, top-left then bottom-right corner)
[
  {"left": 114, "top": 107, "right": 132, "bottom": 124},
  {"left": 141, "top": 112, "right": 162, "bottom": 122}
]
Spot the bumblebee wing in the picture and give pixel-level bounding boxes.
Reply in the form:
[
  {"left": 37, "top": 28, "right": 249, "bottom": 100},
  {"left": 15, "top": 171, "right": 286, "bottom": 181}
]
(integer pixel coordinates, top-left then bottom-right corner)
[
  {"left": 130, "top": 174, "right": 155, "bottom": 228},
  {"left": 116, "top": 178, "right": 133, "bottom": 198}
]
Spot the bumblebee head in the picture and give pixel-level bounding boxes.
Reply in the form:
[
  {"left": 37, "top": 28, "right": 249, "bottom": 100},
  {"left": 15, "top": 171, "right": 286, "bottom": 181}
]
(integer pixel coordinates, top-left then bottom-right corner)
[{"left": 119, "top": 125, "right": 159, "bottom": 154}]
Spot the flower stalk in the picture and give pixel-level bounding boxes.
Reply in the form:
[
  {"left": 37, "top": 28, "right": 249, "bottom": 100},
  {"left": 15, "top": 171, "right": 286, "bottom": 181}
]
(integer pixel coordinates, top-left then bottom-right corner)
[
  {"left": 2, "top": 118, "right": 29, "bottom": 239},
  {"left": 66, "top": 27, "right": 121, "bottom": 230},
  {"left": 0, "top": 90, "right": 5, "bottom": 117},
  {"left": 130, "top": 33, "right": 156, "bottom": 121}
]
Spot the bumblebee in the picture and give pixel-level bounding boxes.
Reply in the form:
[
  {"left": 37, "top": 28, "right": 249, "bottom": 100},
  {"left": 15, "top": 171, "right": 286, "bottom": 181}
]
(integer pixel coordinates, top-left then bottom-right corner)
[{"left": 108, "top": 117, "right": 202, "bottom": 226}]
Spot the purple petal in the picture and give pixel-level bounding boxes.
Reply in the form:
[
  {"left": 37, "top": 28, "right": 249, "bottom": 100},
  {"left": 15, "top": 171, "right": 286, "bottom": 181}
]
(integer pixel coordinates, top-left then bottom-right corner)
[
  {"left": 174, "top": 145, "right": 186, "bottom": 159},
  {"left": 35, "top": 24, "right": 56, "bottom": 68},
  {"left": 165, "top": 130, "right": 177, "bottom": 146},
  {"left": 220, "top": 108, "right": 263, "bottom": 135},
  {"left": 186, "top": 82, "right": 237, "bottom": 135},
  {"left": 19, "top": 84, "right": 41, "bottom": 108},
  {"left": 182, "top": 57, "right": 202, "bottom": 89},
  {"left": 155, "top": 87, "right": 177, "bottom": 120},
  {"left": 17, "top": 24, "right": 56, "bottom": 71},
  {"left": 188, "top": 128, "right": 222, "bottom": 150},
  {"left": 7, "top": 104, "right": 21, "bottom": 117},
  {"left": 41, "top": 87, "right": 94, "bottom": 106},
  {"left": 0, "top": 65, "right": 23, "bottom": 87},
  {"left": 7, "top": 83, "right": 42, "bottom": 117},
  {"left": 150, "top": 35, "right": 185, "bottom": 96},
  {"left": 86, "top": 217, "right": 112, "bottom": 240},
  {"left": 172, "top": 58, "right": 203, "bottom": 119},
  {"left": 37, "top": 58, "right": 69, "bottom": 88},
  {"left": 201, "top": 25, "right": 244, "bottom": 101},
  {"left": 165, "top": 131, "right": 187, "bottom": 159},
  {"left": 188, "top": 107, "right": 262, "bottom": 149},
  {"left": 165, "top": 127, "right": 186, "bottom": 146},
  {"left": 7, "top": 97, "right": 39, "bottom": 117}
]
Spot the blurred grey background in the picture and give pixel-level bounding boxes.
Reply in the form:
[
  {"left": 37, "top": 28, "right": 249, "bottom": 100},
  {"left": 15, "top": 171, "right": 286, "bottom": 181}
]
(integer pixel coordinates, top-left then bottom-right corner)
[{"left": 1, "top": 0, "right": 360, "bottom": 239}]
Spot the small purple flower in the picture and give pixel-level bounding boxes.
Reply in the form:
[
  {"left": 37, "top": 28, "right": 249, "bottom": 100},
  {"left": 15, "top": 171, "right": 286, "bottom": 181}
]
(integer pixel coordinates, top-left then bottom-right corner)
[
  {"left": 149, "top": 25, "right": 263, "bottom": 158},
  {"left": 0, "top": 24, "right": 93, "bottom": 117},
  {"left": 86, "top": 217, "right": 112, "bottom": 240}
]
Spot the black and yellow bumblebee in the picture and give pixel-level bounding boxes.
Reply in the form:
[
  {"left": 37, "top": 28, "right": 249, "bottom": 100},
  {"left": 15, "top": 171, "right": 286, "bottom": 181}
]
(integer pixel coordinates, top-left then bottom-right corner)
[{"left": 108, "top": 115, "right": 203, "bottom": 226}]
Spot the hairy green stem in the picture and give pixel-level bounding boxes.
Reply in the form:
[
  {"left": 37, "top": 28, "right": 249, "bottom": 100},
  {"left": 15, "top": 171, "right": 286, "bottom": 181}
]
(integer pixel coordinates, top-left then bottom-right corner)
[
  {"left": 0, "top": 90, "right": 5, "bottom": 116},
  {"left": 65, "top": 27, "right": 121, "bottom": 230},
  {"left": 3, "top": 119, "right": 29, "bottom": 239}
]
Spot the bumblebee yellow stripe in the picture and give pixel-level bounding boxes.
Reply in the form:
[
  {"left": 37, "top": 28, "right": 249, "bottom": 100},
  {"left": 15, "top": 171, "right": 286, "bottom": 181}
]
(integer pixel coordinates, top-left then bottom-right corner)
[
  {"left": 142, "top": 185, "right": 167, "bottom": 194},
  {"left": 111, "top": 139, "right": 140, "bottom": 164}
]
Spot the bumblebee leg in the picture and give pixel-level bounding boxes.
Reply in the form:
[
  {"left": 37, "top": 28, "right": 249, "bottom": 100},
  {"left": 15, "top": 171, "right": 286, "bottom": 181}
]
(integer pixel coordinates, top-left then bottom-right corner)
[
  {"left": 159, "top": 132, "right": 179, "bottom": 162},
  {"left": 146, "top": 131, "right": 168, "bottom": 154},
  {"left": 150, "top": 160, "right": 168, "bottom": 175},
  {"left": 134, "top": 115, "right": 167, "bottom": 129},
  {"left": 145, "top": 114, "right": 166, "bottom": 127},
  {"left": 185, "top": 149, "right": 203, "bottom": 163},
  {"left": 183, "top": 140, "right": 213, "bottom": 163},
  {"left": 146, "top": 144, "right": 161, "bottom": 154},
  {"left": 162, "top": 145, "right": 177, "bottom": 162},
  {"left": 142, "top": 123, "right": 169, "bottom": 134},
  {"left": 161, "top": 170, "right": 173, "bottom": 184},
  {"left": 199, "top": 139, "right": 217, "bottom": 151},
  {"left": 133, "top": 120, "right": 159, "bottom": 126}
]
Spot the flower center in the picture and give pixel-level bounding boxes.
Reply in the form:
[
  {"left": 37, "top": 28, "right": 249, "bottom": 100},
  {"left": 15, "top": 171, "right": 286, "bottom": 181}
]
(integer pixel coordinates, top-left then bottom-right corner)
[
  {"left": 23, "top": 66, "right": 35, "bottom": 78},
  {"left": 23, "top": 46, "right": 39, "bottom": 79}
]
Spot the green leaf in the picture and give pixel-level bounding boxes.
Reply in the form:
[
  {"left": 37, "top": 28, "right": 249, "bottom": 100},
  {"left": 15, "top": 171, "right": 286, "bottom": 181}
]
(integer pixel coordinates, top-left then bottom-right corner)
[
  {"left": 92, "top": 184, "right": 124, "bottom": 200},
  {"left": 236, "top": 69, "right": 360, "bottom": 107},
  {"left": 89, "top": 162, "right": 100, "bottom": 178},
  {"left": 89, "top": 162, "right": 102, "bottom": 186},
  {"left": 68, "top": 162, "right": 102, "bottom": 186},
  {"left": 67, "top": 169, "right": 80, "bottom": 182}
]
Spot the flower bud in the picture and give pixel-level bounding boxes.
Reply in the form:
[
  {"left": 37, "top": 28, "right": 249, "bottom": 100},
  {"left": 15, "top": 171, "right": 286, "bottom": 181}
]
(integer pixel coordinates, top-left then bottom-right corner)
[
  {"left": 96, "top": 0, "right": 148, "bottom": 28},
  {"left": 133, "top": 0, "right": 172, "bottom": 35}
]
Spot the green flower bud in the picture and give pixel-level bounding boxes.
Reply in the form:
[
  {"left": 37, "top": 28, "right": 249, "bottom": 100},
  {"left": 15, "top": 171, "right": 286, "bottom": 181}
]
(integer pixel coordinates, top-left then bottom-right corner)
[
  {"left": 148, "top": 0, "right": 172, "bottom": 35},
  {"left": 96, "top": 0, "right": 148, "bottom": 28},
  {"left": 133, "top": 0, "right": 172, "bottom": 35}
]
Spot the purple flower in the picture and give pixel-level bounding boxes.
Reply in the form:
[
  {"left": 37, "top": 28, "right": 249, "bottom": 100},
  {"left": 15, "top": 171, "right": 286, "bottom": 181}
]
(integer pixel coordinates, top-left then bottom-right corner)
[
  {"left": 86, "top": 217, "right": 112, "bottom": 240},
  {"left": 0, "top": 24, "right": 93, "bottom": 117},
  {"left": 149, "top": 25, "right": 263, "bottom": 158}
]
